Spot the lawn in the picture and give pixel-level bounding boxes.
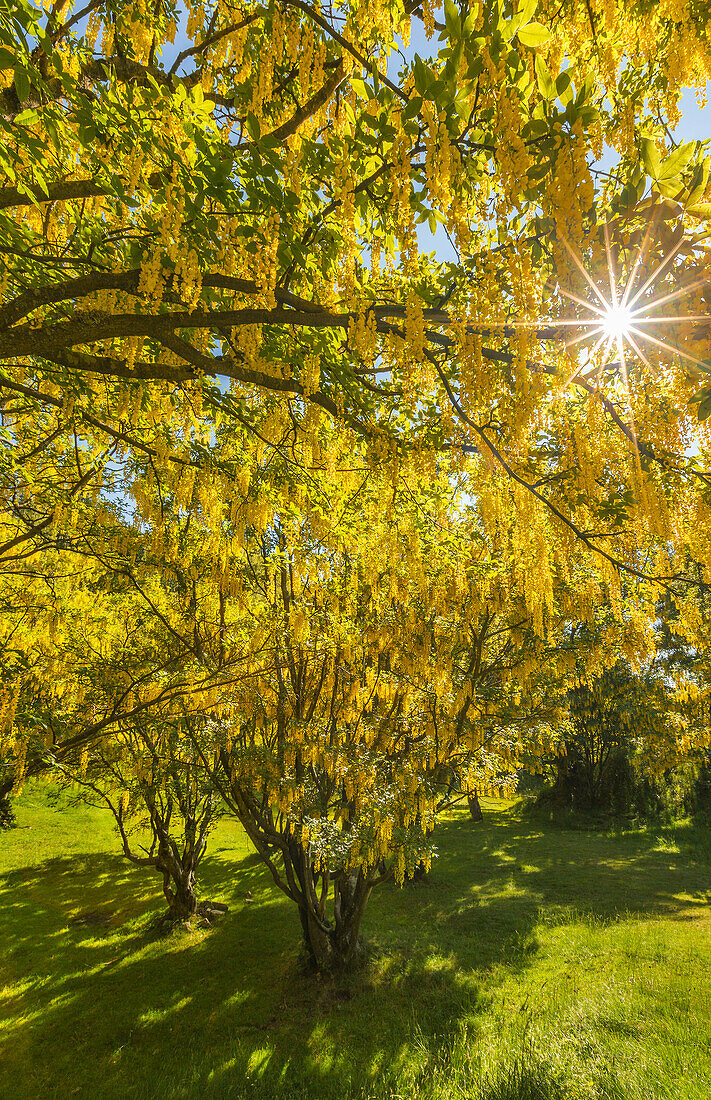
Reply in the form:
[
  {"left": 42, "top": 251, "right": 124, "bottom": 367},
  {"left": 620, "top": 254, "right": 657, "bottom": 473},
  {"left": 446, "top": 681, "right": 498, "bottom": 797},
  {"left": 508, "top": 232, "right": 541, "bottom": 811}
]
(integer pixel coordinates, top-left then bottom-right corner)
[{"left": 1, "top": 784, "right": 711, "bottom": 1100}]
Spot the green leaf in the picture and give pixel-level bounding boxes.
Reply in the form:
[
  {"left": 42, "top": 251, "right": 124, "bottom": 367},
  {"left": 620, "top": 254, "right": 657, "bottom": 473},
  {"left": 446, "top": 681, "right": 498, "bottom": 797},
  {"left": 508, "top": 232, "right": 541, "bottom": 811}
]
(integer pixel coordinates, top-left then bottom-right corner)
[
  {"left": 698, "top": 394, "right": 711, "bottom": 421},
  {"left": 687, "top": 202, "right": 711, "bottom": 219},
  {"left": 413, "top": 55, "right": 432, "bottom": 97},
  {"left": 454, "top": 95, "right": 470, "bottom": 121},
  {"left": 517, "top": 22, "right": 551, "bottom": 48},
  {"left": 245, "top": 111, "right": 261, "bottom": 141},
  {"left": 534, "top": 55, "right": 554, "bottom": 99},
  {"left": 686, "top": 161, "right": 709, "bottom": 206},
  {"left": 640, "top": 137, "right": 661, "bottom": 180},
  {"left": 13, "top": 108, "right": 39, "bottom": 125},
  {"left": 427, "top": 80, "right": 447, "bottom": 106},
  {"left": 555, "top": 70, "right": 573, "bottom": 104},
  {"left": 657, "top": 141, "right": 695, "bottom": 181},
  {"left": 350, "top": 77, "right": 369, "bottom": 101},
  {"left": 463, "top": 9, "right": 478, "bottom": 36},
  {"left": 518, "top": 0, "right": 539, "bottom": 23},
  {"left": 402, "top": 96, "right": 422, "bottom": 121},
  {"left": 14, "top": 63, "right": 30, "bottom": 103},
  {"left": 655, "top": 175, "right": 684, "bottom": 199},
  {"left": 444, "top": 0, "right": 461, "bottom": 39}
]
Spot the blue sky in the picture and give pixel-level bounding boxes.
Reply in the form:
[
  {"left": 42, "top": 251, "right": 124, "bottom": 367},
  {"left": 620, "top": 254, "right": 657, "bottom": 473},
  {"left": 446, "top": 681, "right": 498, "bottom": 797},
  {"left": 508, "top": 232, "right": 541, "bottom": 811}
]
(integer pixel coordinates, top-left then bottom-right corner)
[
  {"left": 390, "top": 16, "right": 710, "bottom": 257},
  {"left": 158, "top": 5, "right": 709, "bottom": 262}
]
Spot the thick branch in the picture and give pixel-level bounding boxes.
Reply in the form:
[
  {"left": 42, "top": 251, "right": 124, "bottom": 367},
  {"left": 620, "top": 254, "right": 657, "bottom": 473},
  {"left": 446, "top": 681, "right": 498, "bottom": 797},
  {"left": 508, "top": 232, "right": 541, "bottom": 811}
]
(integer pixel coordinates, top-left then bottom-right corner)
[{"left": 268, "top": 58, "right": 348, "bottom": 143}]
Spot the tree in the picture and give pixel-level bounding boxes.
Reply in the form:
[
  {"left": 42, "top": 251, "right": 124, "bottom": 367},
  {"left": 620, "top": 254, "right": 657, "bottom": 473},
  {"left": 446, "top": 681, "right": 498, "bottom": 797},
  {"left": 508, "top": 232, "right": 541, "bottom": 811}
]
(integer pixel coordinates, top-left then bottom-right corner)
[
  {"left": 540, "top": 654, "right": 685, "bottom": 814},
  {"left": 183, "top": 454, "right": 608, "bottom": 968},
  {"left": 2, "top": 0, "right": 711, "bottom": 961},
  {"left": 0, "top": 383, "right": 674, "bottom": 962},
  {"left": 1, "top": 0, "right": 710, "bottom": 602},
  {"left": 58, "top": 711, "right": 224, "bottom": 923}
]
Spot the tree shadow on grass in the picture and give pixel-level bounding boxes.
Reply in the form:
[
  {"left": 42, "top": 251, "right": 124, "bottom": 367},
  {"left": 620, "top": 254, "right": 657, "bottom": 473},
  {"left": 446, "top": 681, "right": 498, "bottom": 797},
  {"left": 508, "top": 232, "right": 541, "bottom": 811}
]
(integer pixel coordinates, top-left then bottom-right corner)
[
  {"left": 1, "top": 808, "right": 709, "bottom": 1099},
  {"left": 0, "top": 838, "right": 538, "bottom": 1099},
  {"left": 434, "top": 808, "right": 711, "bottom": 924}
]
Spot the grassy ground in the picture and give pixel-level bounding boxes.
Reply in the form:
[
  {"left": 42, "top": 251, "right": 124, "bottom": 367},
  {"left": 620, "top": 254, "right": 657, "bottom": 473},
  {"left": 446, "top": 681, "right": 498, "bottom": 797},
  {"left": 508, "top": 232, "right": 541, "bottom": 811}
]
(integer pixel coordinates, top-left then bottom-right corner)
[{"left": 1, "top": 785, "right": 711, "bottom": 1100}]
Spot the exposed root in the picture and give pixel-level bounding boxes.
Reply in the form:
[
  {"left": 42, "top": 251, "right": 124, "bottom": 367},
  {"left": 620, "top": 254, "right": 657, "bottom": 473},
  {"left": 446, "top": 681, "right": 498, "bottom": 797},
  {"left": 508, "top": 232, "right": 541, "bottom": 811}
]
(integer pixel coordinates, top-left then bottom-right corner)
[{"left": 150, "top": 900, "right": 229, "bottom": 934}]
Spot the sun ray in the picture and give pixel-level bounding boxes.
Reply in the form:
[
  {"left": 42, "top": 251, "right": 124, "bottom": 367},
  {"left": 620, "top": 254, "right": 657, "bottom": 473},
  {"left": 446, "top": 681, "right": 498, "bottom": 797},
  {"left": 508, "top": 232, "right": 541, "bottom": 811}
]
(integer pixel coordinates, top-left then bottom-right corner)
[
  {"left": 473, "top": 318, "right": 603, "bottom": 329},
  {"left": 628, "top": 325, "right": 711, "bottom": 371},
  {"left": 521, "top": 218, "right": 708, "bottom": 389},
  {"left": 604, "top": 223, "right": 618, "bottom": 306},
  {"left": 556, "top": 284, "right": 606, "bottom": 315},
  {"left": 586, "top": 331, "right": 610, "bottom": 361},
  {"left": 617, "top": 336, "right": 643, "bottom": 468},
  {"left": 632, "top": 314, "right": 709, "bottom": 325},
  {"left": 632, "top": 277, "right": 711, "bottom": 315},
  {"left": 624, "top": 329, "right": 652, "bottom": 370},
  {"left": 619, "top": 203, "right": 664, "bottom": 308},
  {"left": 627, "top": 232, "right": 688, "bottom": 309},
  {"left": 573, "top": 332, "right": 611, "bottom": 378},
  {"left": 560, "top": 236, "right": 610, "bottom": 309},
  {"left": 561, "top": 332, "right": 610, "bottom": 390},
  {"left": 602, "top": 303, "right": 633, "bottom": 340},
  {"left": 564, "top": 325, "right": 604, "bottom": 350}
]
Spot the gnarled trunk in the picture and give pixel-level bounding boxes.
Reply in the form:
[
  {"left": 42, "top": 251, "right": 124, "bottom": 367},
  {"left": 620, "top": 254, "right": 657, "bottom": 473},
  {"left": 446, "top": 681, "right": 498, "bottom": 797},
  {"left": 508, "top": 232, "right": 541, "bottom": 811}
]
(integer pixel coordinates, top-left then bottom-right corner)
[
  {"left": 118, "top": 790, "right": 220, "bottom": 925},
  {"left": 158, "top": 855, "right": 199, "bottom": 920},
  {"left": 298, "top": 870, "right": 372, "bottom": 971},
  {"left": 217, "top": 767, "right": 385, "bottom": 972}
]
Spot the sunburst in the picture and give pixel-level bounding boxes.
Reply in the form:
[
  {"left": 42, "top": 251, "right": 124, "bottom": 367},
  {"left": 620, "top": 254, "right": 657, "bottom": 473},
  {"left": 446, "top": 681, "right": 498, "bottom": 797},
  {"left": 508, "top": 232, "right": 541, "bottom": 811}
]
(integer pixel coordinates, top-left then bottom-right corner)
[
  {"left": 553, "top": 213, "right": 711, "bottom": 381},
  {"left": 470, "top": 205, "right": 711, "bottom": 383}
]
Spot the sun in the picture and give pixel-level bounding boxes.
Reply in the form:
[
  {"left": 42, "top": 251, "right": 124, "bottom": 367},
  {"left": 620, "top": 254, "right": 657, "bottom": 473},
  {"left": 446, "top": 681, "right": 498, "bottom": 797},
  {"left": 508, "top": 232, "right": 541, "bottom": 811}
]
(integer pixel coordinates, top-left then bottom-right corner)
[
  {"left": 547, "top": 212, "right": 711, "bottom": 380},
  {"left": 602, "top": 302, "right": 634, "bottom": 342},
  {"left": 466, "top": 203, "right": 710, "bottom": 385}
]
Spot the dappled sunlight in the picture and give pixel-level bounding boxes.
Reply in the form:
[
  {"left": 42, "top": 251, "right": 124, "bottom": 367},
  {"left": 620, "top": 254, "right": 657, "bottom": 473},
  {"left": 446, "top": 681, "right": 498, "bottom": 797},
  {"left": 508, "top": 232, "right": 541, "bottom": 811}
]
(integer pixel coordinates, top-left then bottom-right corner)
[{"left": 1, "top": 794, "right": 711, "bottom": 1098}]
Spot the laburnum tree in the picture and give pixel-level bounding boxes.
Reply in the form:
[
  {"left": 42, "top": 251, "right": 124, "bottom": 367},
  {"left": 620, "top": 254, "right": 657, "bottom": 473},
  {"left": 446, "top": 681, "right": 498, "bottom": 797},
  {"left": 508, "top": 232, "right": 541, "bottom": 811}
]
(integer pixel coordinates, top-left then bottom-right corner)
[
  {"left": 1, "top": 0, "right": 711, "bottom": 964},
  {"left": 1, "top": 0, "right": 711, "bottom": 604},
  {"left": 202, "top": 489, "right": 578, "bottom": 968},
  {"left": 2, "top": 406, "right": 638, "bottom": 966},
  {"left": 57, "top": 711, "right": 224, "bottom": 923}
]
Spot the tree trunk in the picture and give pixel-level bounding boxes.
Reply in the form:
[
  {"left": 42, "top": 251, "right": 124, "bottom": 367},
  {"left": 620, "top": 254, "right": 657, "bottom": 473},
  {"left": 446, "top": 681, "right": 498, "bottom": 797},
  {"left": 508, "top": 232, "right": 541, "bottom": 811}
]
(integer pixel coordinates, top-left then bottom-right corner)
[
  {"left": 298, "top": 871, "right": 371, "bottom": 971},
  {"left": 0, "top": 777, "right": 16, "bottom": 828},
  {"left": 468, "top": 792, "right": 484, "bottom": 822},
  {"left": 163, "top": 865, "right": 198, "bottom": 919}
]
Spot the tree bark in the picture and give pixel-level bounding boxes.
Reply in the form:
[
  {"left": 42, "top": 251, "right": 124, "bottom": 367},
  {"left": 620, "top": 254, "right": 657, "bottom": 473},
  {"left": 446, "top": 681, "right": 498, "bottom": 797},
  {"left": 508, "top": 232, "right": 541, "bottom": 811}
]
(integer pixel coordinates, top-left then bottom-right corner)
[
  {"left": 159, "top": 859, "right": 199, "bottom": 920},
  {"left": 0, "top": 785, "right": 16, "bottom": 829},
  {"left": 297, "top": 870, "right": 372, "bottom": 971},
  {"left": 468, "top": 792, "right": 484, "bottom": 822}
]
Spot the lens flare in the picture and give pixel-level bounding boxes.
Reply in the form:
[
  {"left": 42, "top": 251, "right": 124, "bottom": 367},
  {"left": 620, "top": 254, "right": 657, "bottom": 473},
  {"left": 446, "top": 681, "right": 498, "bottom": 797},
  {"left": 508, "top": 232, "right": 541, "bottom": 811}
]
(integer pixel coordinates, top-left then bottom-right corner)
[
  {"left": 463, "top": 204, "right": 709, "bottom": 379},
  {"left": 602, "top": 303, "right": 633, "bottom": 341}
]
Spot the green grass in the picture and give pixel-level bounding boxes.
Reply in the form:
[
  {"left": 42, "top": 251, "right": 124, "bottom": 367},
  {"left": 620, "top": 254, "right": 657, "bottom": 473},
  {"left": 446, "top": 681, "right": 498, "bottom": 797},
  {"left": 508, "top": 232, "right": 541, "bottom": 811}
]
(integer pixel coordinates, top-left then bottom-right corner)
[{"left": 2, "top": 784, "right": 711, "bottom": 1099}]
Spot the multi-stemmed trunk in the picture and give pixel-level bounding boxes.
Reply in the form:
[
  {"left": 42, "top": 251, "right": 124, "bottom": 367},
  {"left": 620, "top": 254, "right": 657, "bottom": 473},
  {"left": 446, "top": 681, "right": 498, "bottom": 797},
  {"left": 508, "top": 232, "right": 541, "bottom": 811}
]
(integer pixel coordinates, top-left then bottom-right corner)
[
  {"left": 295, "top": 865, "right": 374, "bottom": 971},
  {"left": 114, "top": 788, "right": 222, "bottom": 925},
  {"left": 155, "top": 838, "right": 200, "bottom": 921},
  {"left": 219, "top": 764, "right": 383, "bottom": 972}
]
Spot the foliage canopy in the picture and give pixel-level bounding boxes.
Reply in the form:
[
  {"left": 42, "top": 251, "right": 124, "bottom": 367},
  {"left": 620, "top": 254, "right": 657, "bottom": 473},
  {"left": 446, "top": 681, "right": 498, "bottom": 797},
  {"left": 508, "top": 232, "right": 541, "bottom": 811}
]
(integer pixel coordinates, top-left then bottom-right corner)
[{"left": 1, "top": 0, "right": 711, "bottom": 963}]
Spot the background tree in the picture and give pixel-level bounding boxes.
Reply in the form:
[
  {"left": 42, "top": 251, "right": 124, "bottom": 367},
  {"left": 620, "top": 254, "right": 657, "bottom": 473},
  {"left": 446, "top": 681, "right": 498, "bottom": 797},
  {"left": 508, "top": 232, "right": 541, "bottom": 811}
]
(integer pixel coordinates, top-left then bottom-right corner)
[
  {"left": 538, "top": 656, "right": 686, "bottom": 815},
  {"left": 58, "top": 711, "right": 224, "bottom": 923}
]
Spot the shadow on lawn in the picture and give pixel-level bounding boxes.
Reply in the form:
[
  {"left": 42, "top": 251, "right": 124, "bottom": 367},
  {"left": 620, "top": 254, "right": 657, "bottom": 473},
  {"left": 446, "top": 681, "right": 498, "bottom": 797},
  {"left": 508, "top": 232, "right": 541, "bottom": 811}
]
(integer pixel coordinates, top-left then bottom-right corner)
[
  {"left": 427, "top": 809, "right": 711, "bottom": 922},
  {"left": 0, "top": 808, "right": 710, "bottom": 1099}
]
